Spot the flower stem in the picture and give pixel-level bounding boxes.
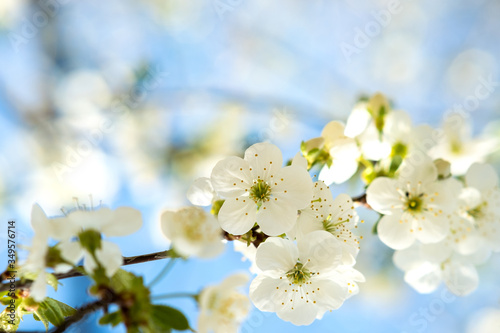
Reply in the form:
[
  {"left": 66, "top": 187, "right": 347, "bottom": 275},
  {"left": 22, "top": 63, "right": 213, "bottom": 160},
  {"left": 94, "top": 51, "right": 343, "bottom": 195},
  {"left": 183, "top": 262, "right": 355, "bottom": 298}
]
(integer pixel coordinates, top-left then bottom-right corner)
[
  {"left": 151, "top": 292, "right": 198, "bottom": 301},
  {"left": 147, "top": 257, "right": 177, "bottom": 288}
]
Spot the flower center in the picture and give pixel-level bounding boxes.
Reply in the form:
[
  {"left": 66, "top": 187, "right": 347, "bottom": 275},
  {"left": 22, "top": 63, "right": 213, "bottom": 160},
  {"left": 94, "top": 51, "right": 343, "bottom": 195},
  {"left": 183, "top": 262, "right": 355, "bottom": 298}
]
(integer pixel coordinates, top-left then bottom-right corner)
[
  {"left": 322, "top": 214, "right": 349, "bottom": 234},
  {"left": 286, "top": 262, "right": 311, "bottom": 285},
  {"left": 249, "top": 179, "right": 271, "bottom": 205},
  {"left": 406, "top": 196, "right": 422, "bottom": 212},
  {"left": 467, "top": 202, "right": 487, "bottom": 219},
  {"left": 391, "top": 141, "right": 407, "bottom": 158}
]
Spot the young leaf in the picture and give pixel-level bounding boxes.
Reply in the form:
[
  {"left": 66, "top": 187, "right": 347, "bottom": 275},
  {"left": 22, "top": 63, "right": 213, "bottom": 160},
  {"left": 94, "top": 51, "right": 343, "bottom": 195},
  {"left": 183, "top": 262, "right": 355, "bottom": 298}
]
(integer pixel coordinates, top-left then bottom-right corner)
[
  {"left": 33, "top": 310, "right": 50, "bottom": 332},
  {"left": 151, "top": 305, "right": 189, "bottom": 331},
  {"left": 37, "top": 297, "right": 76, "bottom": 327},
  {"left": 99, "top": 311, "right": 122, "bottom": 327}
]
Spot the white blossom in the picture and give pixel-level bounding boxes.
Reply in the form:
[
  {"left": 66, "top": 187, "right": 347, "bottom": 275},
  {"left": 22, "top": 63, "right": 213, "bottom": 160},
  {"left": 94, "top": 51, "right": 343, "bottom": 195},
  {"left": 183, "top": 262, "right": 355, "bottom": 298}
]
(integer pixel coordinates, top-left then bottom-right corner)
[
  {"left": 198, "top": 274, "right": 250, "bottom": 333},
  {"left": 22, "top": 204, "right": 75, "bottom": 302},
  {"left": 249, "top": 231, "right": 350, "bottom": 326},
  {"left": 289, "top": 181, "right": 361, "bottom": 265},
  {"left": 429, "top": 113, "right": 499, "bottom": 175},
  {"left": 211, "top": 142, "right": 313, "bottom": 236},
  {"left": 58, "top": 206, "right": 142, "bottom": 278},
  {"left": 463, "top": 163, "right": 500, "bottom": 252},
  {"left": 315, "top": 121, "right": 361, "bottom": 185},
  {"left": 160, "top": 206, "right": 224, "bottom": 258},
  {"left": 366, "top": 155, "right": 457, "bottom": 249}
]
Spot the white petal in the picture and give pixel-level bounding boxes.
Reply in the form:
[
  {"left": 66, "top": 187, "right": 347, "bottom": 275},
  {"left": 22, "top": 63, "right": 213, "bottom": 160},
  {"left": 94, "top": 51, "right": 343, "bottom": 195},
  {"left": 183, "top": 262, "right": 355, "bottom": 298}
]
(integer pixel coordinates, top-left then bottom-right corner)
[
  {"left": 244, "top": 142, "right": 283, "bottom": 180},
  {"left": 384, "top": 110, "right": 411, "bottom": 143},
  {"left": 59, "top": 241, "right": 85, "bottom": 265},
  {"left": 377, "top": 213, "right": 415, "bottom": 250},
  {"left": 410, "top": 124, "right": 435, "bottom": 151},
  {"left": 404, "top": 262, "right": 442, "bottom": 294},
  {"left": 101, "top": 207, "right": 142, "bottom": 237},
  {"left": 297, "top": 231, "right": 342, "bottom": 271},
  {"left": 68, "top": 207, "right": 113, "bottom": 231},
  {"left": 187, "top": 177, "right": 216, "bottom": 206},
  {"left": 366, "top": 178, "right": 401, "bottom": 215},
  {"left": 419, "top": 242, "right": 452, "bottom": 263},
  {"left": 319, "top": 154, "right": 359, "bottom": 185},
  {"left": 255, "top": 237, "right": 298, "bottom": 272},
  {"left": 312, "top": 278, "right": 347, "bottom": 311},
  {"left": 31, "top": 204, "right": 48, "bottom": 233},
  {"left": 415, "top": 213, "right": 449, "bottom": 244},
  {"left": 211, "top": 157, "right": 253, "bottom": 197},
  {"left": 49, "top": 216, "right": 79, "bottom": 241},
  {"left": 442, "top": 262, "right": 478, "bottom": 296},
  {"left": 466, "top": 163, "right": 498, "bottom": 191},
  {"left": 321, "top": 121, "right": 346, "bottom": 146},
  {"left": 257, "top": 200, "right": 299, "bottom": 236},
  {"left": 276, "top": 297, "right": 320, "bottom": 326},
  {"left": 249, "top": 275, "right": 289, "bottom": 312},
  {"left": 273, "top": 165, "right": 314, "bottom": 209},
  {"left": 218, "top": 198, "right": 256, "bottom": 235},
  {"left": 220, "top": 273, "right": 249, "bottom": 290},
  {"left": 83, "top": 251, "right": 97, "bottom": 274},
  {"left": 96, "top": 241, "right": 123, "bottom": 277},
  {"left": 459, "top": 187, "right": 482, "bottom": 210},
  {"left": 292, "top": 152, "right": 308, "bottom": 170},
  {"left": 393, "top": 245, "right": 422, "bottom": 271},
  {"left": 31, "top": 273, "right": 48, "bottom": 302},
  {"left": 345, "top": 104, "right": 372, "bottom": 138},
  {"left": 397, "top": 154, "right": 438, "bottom": 185}
]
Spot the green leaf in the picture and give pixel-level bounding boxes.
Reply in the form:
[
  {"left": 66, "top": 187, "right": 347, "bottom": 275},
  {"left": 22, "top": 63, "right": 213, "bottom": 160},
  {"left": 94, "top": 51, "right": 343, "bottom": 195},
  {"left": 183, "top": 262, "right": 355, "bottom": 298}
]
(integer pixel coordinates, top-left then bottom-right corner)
[
  {"left": 37, "top": 297, "right": 76, "bottom": 327},
  {"left": 33, "top": 310, "right": 50, "bottom": 332},
  {"left": 99, "top": 311, "right": 122, "bottom": 327},
  {"left": 151, "top": 305, "right": 189, "bottom": 331}
]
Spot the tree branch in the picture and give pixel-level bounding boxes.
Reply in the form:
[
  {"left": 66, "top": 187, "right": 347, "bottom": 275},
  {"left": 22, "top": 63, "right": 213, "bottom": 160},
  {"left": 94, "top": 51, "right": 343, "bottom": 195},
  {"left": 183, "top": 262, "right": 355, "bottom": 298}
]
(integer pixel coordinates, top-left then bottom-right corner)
[{"left": 0, "top": 250, "right": 171, "bottom": 293}]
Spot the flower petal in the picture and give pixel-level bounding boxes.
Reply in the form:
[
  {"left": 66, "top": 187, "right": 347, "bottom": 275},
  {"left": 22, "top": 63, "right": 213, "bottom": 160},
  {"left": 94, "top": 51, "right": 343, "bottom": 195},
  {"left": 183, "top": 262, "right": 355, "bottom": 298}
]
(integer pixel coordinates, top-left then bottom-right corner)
[
  {"left": 255, "top": 237, "right": 298, "bottom": 273},
  {"left": 257, "top": 200, "right": 299, "bottom": 236},
  {"left": 292, "top": 152, "right": 308, "bottom": 170},
  {"left": 187, "top": 177, "right": 216, "bottom": 206},
  {"left": 345, "top": 104, "right": 372, "bottom": 138},
  {"left": 366, "top": 177, "right": 400, "bottom": 215},
  {"left": 59, "top": 241, "right": 85, "bottom": 265},
  {"left": 273, "top": 165, "right": 313, "bottom": 209},
  {"left": 101, "top": 207, "right": 142, "bottom": 237},
  {"left": 297, "top": 231, "right": 342, "bottom": 271},
  {"left": 96, "top": 241, "right": 123, "bottom": 277},
  {"left": 442, "top": 262, "right": 478, "bottom": 296},
  {"left": 244, "top": 142, "right": 283, "bottom": 180},
  {"left": 398, "top": 154, "right": 438, "bottom": 185},
  {"left": 404, "top": 262, "right": 441, "bottom": 294},
  {"left": 415, "top": 213, "right": 449, "bottom": 244},
  {"left": 466, "top": 163, "right": 499, "bottom": 191},
  {"left": 249, "top": 275, "right": 289, "bottom": 312},
  {"left": 377, "top": 213, "right": 415, "bottom": 250},
  {"left": 31, "top": 273, "right": 48, "bottom": 302},
  {"left": 211, "top": 156, "right": 253, "bottom": 197},
  {"left": 218, "top": 198, "right": 256, "bottom": 235}
]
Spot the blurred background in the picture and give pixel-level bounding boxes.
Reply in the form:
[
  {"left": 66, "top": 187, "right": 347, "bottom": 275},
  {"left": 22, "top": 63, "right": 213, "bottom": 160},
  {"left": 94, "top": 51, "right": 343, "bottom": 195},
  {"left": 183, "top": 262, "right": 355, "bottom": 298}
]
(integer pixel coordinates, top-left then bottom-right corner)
[{"left": 0, "top": 0, "right": 499, "bottom": 332}]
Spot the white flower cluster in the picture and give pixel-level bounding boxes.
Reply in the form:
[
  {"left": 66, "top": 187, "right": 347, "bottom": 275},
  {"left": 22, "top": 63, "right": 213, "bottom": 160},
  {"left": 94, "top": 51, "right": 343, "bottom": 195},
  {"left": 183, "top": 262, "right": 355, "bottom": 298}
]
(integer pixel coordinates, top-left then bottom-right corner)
[
  {"left": 339, "top": 93, "right": 500, "bottom": 296},
  {"left": 183, "top": 142, "right": 365, "bottom": 326},
  {"left": 22, "top": 204, "right": 142, "bottom": 302}
]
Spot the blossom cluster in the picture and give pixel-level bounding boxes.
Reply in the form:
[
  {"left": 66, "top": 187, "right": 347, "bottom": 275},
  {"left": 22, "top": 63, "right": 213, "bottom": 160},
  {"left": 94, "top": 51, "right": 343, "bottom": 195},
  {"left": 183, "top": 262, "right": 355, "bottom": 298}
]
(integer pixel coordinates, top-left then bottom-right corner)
[
  {"left": 185, "top": 142, "right": 365, "bottom": 326},
  {"left": 11, "top": 92, "right": 499, "bottom": 331}
]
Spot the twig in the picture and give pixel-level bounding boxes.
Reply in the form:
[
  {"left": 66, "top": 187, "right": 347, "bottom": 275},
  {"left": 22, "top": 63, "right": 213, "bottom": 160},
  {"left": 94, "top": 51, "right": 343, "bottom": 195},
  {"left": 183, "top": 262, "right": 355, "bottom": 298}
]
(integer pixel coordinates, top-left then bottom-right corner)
[{"left": 0, "top": 250, "right": 171, "bottom": 293}]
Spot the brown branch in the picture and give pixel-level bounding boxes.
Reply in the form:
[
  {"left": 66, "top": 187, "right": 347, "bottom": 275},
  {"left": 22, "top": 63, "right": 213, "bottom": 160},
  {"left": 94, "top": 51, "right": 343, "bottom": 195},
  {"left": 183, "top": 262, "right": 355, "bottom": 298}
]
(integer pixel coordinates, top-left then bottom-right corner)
[
  {"left": 352, "top": 193, "right": 370, "bottom": 209},
  {"left": 50, "top": 289, "right": 118, "bottom": 333},
  {"left": 0, "top": 250, "right": 171, "bottom": 293}
]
